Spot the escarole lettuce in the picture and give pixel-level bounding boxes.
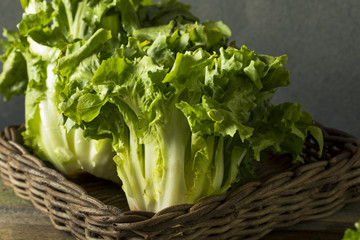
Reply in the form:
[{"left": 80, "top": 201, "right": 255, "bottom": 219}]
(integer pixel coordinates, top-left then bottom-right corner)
[
  {"left": 60, "top": 19, "right": 323, "bottom": 211},
  {"left": 0, "top": 0, "right": 122, "bottom": 181}
]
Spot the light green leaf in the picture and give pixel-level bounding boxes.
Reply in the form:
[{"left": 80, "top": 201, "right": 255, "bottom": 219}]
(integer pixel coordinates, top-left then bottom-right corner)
[
  {"left": 57, "top": 28, "right": 112, "bottom": 77},
  {"left": 77, "top": 93, "right": 107, "bottom": 122}
]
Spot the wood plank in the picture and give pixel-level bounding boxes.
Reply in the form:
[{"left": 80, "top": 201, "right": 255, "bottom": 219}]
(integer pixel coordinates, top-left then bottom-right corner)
[
  {"left": 263, "top": 201, "right": 360, "bottom": 239},
  {"left": 0, "top": 223, "right": 74, "bottom": 240},
  {"left": 0, "top": 179, "right": 75, "bottom": 239},
  {"left": 326, "top": 201, "right": 360, "bottom": 222},
  {"left": 262, "top": 230, "right": 343, "bottom": 240},
  {"left": 0, "top": 179, "right": 32, "bottom": 208},
  {"left": 0, "top": 206, "right": 55, "bottom": 225}
]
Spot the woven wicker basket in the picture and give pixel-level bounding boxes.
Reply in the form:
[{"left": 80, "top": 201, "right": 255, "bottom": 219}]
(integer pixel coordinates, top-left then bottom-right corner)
[{"left": 0, "top": 125, "right": 360, "bottom": 240}]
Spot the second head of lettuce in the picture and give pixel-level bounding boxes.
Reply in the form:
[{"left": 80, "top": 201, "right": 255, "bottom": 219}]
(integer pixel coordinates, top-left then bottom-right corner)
[{"left": 0, "top": 0, "right": 200, "bottom": 182}]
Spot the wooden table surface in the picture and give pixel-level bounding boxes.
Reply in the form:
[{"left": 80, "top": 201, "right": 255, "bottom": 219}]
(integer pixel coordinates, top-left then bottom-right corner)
[{"left": 1, "top": 179, "right": 358, "bottom": 240}]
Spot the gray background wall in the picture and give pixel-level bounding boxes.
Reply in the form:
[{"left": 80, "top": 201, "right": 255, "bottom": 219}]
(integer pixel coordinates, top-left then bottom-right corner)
[{"left": 0, "top": 0, "right": 359, "bottom": 137}]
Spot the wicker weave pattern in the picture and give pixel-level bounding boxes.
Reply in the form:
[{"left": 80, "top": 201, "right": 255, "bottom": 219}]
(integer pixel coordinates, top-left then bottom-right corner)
[{"left": 0, "top": 125, "right": 360, "bottom": 240}]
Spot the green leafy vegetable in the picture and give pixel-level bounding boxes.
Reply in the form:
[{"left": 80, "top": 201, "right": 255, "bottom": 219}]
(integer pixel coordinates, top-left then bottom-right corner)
[{"left": 60, "top": 26, "right": 323, "bottom": 211}]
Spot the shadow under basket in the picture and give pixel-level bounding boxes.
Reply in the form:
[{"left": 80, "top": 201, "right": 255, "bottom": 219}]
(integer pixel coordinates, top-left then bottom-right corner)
[{"left": 0, "top": 125, "right": 360, "bottom": 240}]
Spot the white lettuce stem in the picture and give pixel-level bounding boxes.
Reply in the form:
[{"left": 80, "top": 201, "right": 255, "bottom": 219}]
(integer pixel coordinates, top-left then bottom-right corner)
[
  {"left": 186, "top": 135, "right": 225, "bottom": 202},
  {"left": 116, "top": 127, "right": 147, "bottom": 211},
  {"left": 117, "top": 106, "right": 191, "bottom": 212},
  {"left": 37, "top": 63, "right": 79, "bottom": 174},
  {"left": 128, "top": 129, "right": 147, "bottom": 210},
  {"left": 212, "top": 136, "right": 225, "bottom": 191},
  {"left": 144, "top": 139, "right": 160, "bottom": 211},
  {"left": 156, "top": 107, "right": 190, "bottom": 211}
]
